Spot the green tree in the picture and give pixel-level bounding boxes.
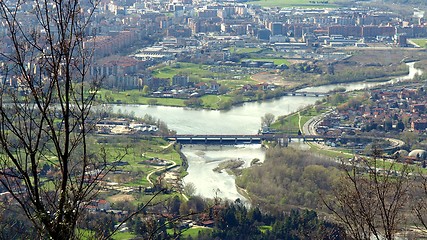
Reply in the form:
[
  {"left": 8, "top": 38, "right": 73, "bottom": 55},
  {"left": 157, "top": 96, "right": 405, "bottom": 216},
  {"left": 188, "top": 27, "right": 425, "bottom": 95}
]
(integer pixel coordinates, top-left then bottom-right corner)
[
  {"left": 184, "top": 97, "right": 203, "bottom": 108},
  {"left": 401, "top": 131, "right": 419, "bottom": 150},
  {"left": 218, "top": 85, "right": 229, "bottom": 94},
  {"left": 261, "top": 113, "right": 275, "bottom": 128},
  {"left": 142, "top": 85, "right": 150, "bottom": 96}
]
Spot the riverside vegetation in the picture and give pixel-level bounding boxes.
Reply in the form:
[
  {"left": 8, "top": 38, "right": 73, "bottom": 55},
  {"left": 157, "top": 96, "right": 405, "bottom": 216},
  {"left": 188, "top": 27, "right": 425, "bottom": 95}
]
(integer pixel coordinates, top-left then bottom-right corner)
[{"left": 98, "top": 48, "right": 423, "bottom": 110}]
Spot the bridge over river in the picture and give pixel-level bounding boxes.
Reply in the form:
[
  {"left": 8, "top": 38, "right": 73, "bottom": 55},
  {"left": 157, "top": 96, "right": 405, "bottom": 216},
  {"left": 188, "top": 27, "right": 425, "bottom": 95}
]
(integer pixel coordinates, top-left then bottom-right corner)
[
  {"left": 284, "top": 91, "right": 330, "bottom": 97},
  {"left": 167, "top": 134, "right": 404, "bottom": 153},
  {"left": 170, "top": 134, "right": 339, "bottom": 145}
]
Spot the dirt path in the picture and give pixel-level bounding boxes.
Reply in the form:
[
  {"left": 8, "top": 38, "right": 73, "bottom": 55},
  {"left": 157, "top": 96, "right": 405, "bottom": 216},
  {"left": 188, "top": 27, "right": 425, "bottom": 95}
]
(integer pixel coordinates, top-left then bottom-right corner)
[{"left": 146, "top": 161, "right": 177, "bottom": 186}]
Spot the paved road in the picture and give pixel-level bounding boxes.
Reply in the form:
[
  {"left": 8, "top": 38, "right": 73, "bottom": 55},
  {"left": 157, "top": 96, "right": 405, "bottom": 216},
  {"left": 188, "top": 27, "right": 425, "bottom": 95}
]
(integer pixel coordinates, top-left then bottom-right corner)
[
  {"left": 302, "top": 110, "right": 332, "bottom": 135},
  {"left": 302, "top": 109, "right": 405, "bottom": 151}
]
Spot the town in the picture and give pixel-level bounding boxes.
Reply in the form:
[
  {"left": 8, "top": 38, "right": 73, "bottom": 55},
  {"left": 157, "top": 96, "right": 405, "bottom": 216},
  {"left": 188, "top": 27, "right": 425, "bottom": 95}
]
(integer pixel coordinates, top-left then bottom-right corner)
[
  {"left": 1, "top": 0, "right": 427, "bottom": 239},
  {"left": 2, "top": 0, "right": 427, "bottom": 108}
]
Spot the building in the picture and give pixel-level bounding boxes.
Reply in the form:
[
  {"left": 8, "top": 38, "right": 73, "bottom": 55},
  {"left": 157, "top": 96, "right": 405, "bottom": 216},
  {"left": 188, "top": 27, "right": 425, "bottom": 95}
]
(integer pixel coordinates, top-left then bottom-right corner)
[
  {"left": 144, "top": 77, "right": 170, "bottom": 91},
  {"left": 257, "top": 29, "right": 271, "bottom": 41},
  {"left": 328, "top": 25, "right": 362, "bottom": 37},
  {"left": 412, "top": 119, "right": 427, "bottom": 131},
  {"left": 362, "top": 26, "right": 395, "bottom": 39},
  {"left": 270, "top": 22, "right": 283, "bottom": 36},
  {"left": 172, "top": 75, "right": 189, "bottom": 87}
]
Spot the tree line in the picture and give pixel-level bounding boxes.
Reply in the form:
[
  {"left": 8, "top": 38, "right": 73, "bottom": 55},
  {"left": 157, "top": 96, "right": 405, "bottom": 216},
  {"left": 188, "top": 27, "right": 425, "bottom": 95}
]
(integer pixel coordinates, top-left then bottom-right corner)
[{"left": 236, "top": 144, "right": 427, "bottom": 239}]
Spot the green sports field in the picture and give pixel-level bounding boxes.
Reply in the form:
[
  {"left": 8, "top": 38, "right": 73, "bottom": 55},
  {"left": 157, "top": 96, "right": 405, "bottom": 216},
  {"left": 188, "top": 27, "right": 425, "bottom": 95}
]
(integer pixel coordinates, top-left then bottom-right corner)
[{"left": 410, "top": 39, "right": 427, "bottom": 48}]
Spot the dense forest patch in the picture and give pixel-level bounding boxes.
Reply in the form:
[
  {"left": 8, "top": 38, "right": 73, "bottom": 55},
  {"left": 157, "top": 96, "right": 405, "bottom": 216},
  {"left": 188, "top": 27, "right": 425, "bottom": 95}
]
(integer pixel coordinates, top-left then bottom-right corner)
[{"left": 236, "top": 147, "right": 342, "bottom": 212}]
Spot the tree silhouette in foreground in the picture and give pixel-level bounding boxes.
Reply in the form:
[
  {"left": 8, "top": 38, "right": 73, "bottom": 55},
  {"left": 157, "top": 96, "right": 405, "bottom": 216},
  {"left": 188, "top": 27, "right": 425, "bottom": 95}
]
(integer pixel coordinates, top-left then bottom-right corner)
[
  {"left": 324, "top": 148, "right": 411, "bottom": 240},
  {"left": 0, "top": 0, "right": 110, "bottom": 238}
]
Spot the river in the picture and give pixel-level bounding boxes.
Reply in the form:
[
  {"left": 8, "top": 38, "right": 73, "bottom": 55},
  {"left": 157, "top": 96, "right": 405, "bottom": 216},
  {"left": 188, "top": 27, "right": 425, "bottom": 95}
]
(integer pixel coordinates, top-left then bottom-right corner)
[
  {"left": 113, "top": 62, "right": 420, "bottom": 201},
  {"left": 300, "top": 62, "right": 422, "bottom": 93},
  {"left": 113, "top": 96, "right": 318, "bottom": 135}
]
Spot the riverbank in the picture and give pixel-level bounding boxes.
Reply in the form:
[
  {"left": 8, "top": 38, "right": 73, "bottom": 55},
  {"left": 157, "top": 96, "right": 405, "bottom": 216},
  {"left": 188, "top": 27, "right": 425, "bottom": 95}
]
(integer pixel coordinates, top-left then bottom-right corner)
[
  {"left": 99, "top": 66, "right": 410, "bottom": 110},
  {"left": 114, "top": 62, "right": 422, "bottom": 202}
]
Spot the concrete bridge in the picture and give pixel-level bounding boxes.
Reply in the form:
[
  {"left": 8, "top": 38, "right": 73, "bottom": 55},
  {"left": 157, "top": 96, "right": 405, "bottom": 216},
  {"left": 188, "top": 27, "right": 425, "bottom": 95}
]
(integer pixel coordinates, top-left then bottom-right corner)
[
  {"left": 167, "top": 134, "right": 403, "bottom": 154},
  {"left": 168, "top": 134, "right": 337, "bottom": 145},
  {"left": 283, "top": 91, "right": 330, "bottom": 97}
]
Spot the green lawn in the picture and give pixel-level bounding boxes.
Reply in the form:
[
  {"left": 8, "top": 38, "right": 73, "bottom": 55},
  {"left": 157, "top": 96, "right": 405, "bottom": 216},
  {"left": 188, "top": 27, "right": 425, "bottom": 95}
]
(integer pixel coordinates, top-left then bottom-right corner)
[
  {"left": 112, "top": 232, "right": 137, "bottom": 240},
  {"left": 242, "top": 58, "right": 290, "bottom": 66},
  {"left": 152, "top": 62, "right": 213, "bottom": 80},
  {"left": 247, "top": 0, "right": 338, "bottom": 8},
  {"left": 167, "top": 227, "right": 213, "bottom": 238},
  {"left": 217, "top": 76, "right": 256, "bottom": 89},
  {"left": 77, "top": 229, "right": 136, "bottom": 240},
  {"left": 307, "top": 142, "right": 353, "bottom": 159},
  {"left": 99, "top": 88, "right": 246, "bottom": 110},
  {"left": 410, "top": 39, "right": 427, "bottom": 48},
  {"left": 231, "top": 47, "right": 262, "bottom": 54},
  {"left": 152, "top": 62, "right": 256, "bottom": 86},
  {"left": 259, "top": 225, "right": 272, "bottom": 233},
  {"left": 93, "top": 136, "right": 183, "bottom": 188},
  {"left": 272, "top": 106, "right": 321, "bottom": 133},
  {"left": 272, "top": 113, "right": 300, "bottom": 134},
  {"left": 200, "top": 95, "right": 233, "bottom": 109},
  {"left": 99, "top": 89, "right": 186, "bottom": 106}
]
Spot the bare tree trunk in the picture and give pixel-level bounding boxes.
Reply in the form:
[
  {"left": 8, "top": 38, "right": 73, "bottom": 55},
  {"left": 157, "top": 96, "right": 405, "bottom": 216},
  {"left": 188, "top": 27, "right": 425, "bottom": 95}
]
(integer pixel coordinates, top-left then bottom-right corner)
[
  {"left": 412, "top": 170, "right": 427, "bottom": 234},
  {"left": 0, "top": 0, "right": 108, "bottom": 238},
  {"left": 323, "top": 147, "right": 410, "bottom": 240}
]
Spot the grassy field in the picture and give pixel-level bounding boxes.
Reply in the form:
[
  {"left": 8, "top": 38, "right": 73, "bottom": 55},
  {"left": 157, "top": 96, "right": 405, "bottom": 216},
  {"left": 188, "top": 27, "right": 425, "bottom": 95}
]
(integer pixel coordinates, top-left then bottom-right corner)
[
  {"left": 78, "top": 229, "right": 137, "bottom": 240},
  {"left": 112, "top": 232, "right": 137, "bottom": 240},
  {"left": 272, "top": 113, "right": 300, "bottom": 134},
  {"left": 272, "top": 106, "right": 321, "bottom": 134},
  {"left": 242, "top": 58, "right": 290, "bottom": 66},
  {"left": 259, "top": 225, "right": 273, "bottom": 233},
  {"left": 307, "top": 142, "right": 353, "bottom": 159},
  {"left": 99, "top": 89, "right": 186, "bottom": 106},
  {"left": 152, "top": 62, "right": 256, "bottom": 86},
  {"left": 99, "top": 88, "right": 237, "bottom": 110},
  {"left": 200, "top": 95, "right": 233, "bottom": 109},
  {"left": 93, "top": 136, "right": 183, "bottom": 188},
  {"left": 410, "top": 38, "right": 427, "bottom": 48},
  {"left": 152, "top": 62, "right": 212, "bottom": 80},
  {"left": 217, "top": 76, "right": 254, "bottom": 89},
  {"left": 247, "top": 0, "right": 338, "bottom": 8},
  {"left": 166, "top": 227, "right": 213, "bottom": 238},
  {"left": 230, "top": 47, "right": 262, "bottom": 54}
]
